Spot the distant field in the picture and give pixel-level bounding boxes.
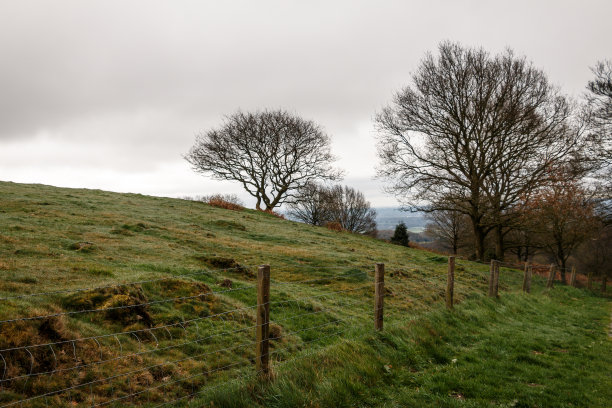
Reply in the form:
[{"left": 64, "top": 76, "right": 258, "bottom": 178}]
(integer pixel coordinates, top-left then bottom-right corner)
[{"left": 0, "top": 181, "right": 610, "bottom": 407}]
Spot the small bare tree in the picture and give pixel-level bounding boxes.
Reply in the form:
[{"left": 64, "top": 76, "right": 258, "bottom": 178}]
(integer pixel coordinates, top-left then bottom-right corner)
[
  {"left": 326, "top": 185, "right": 377, "bottom": 235},
  {"left": 577, "top": 222, "right": 612, "bottom": 292},
  {"left": 285, "top": 182, "right": 331, "bottom": 226},
  {"left": 185, "top": 110, "right": 342, "bottom": 211},
  {"left": 288, "top": 183, "right": 377, "bottom": 235},
  {"left": 424, "top": 209, "right": 471, "bottom": 255},
  {"left": 524, "top": 171, "right": 597, "bottom": 282}
]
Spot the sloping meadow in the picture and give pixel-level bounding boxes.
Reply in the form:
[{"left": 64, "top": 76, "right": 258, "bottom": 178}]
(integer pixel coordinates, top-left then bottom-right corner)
[{"left": 0, "top": 181, "right": 608, "bottom": 407}]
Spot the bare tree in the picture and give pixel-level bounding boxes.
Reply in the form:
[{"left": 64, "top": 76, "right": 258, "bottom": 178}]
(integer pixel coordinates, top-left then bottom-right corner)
[
  {"left": 325, "top": 185, "right": 377, "bottom": 235},
  {"left": 505, "top": 226, "right": 540, "bottom": 263},
  {"left": 287, "top": 183, "right": 377, "bottom": 235},
  {"left": 524, "top": 172, "right": 597, "bottom": 282},
  {"left": 585, "top": 60, "right": 612, "bottom": 221},
  {"left": 286, "top": 182, "right": 331, "bottom": 225},
  {"left": 376, "top": 42, "right": 577, "bottom": 261},
  {"left": 577, "top": 222, "right": 612, "bottom": 292},
  {"left": 424, "top": 209, "right": 471, "bottom": 255},
  {"left": 586, "top": 60, "right": 612, "bottom": 159},
  {"left": 185, "top": 110, "right": 342, "bottom": 211}
]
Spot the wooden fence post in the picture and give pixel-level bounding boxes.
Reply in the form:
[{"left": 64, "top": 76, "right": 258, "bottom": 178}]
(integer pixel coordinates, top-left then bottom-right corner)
[
  {"left": 522, "top": 262, "right": 532, "bottom": 293},
  {"left": 493, "top": 261, "right": 500, "bottom": 297},
  {"left": 569, "top": 266, "right": 577, "bottom": 287},
  {"left": 587, "top": 271, "right": 593, "bottom": 290},
  {"left": 446, "top": 256, "right": 455, "bottom": 309},
  {"left": 546, "top": 264, "right": 555, "bottom": 288},
  {"left": 488, "top": 260, "right": 496, "bottom": 297},
  {"left": 374, "top": 263, "right": 384, "bottom": 331},
  {"left": 256, "top": 264, "right": 271, "bottom": 377}
]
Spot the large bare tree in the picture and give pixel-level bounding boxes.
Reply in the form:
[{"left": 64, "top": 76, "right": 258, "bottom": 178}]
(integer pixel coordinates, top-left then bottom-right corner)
[
  {"left": 586, "top": 60, "right": 612, "bottom": 164},
  {"left": 185, "top": 110, "right": 342, "bottom": 211},
  {"left": 375, "top": 42, "right": 577, "bottom": 261},
  {"left": 585, "top": 60, "right": 612, "bottom": 221}
]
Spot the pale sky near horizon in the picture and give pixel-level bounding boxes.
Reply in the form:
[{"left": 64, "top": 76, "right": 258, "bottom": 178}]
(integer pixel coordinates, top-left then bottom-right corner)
[{"left": 0, "top": 1, "right": 610, "bottom": 208}]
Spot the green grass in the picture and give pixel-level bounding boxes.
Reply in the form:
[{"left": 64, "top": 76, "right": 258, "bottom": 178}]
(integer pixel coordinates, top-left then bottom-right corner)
[
  {"left": 0, "top": 181, "right": 610, "bottom": 407},
  {"left": 190, "top": 287, "right": 612, "bottom": 408}
]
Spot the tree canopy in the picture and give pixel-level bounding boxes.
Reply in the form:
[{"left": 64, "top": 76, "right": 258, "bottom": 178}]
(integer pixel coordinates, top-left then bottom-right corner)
[
  {"left": 376, "top": 42, "right": 579, "bottom": 260},
  {"left": 185, "top": 110, "right": 342, "bottom": 210}
]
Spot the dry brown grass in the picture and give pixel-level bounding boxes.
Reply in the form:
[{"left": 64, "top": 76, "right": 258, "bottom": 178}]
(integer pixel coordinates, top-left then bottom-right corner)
[
  {"left": 324, "top": 221, "right": 343, "bottom": 231},
  {"left": 208, "top": 197, "right": 245, "bottom": 211}
]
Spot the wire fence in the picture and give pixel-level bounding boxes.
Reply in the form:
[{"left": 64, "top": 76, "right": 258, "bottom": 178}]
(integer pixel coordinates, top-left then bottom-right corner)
[
  {"left": 0, "top": 264, "right": 380, "bottom": 407},
  {"left": 0, "top": 257, "right": 579, "bottom": 407}
]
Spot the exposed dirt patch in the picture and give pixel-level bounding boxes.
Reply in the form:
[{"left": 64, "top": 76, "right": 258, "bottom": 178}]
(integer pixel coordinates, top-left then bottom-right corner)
[
  {"left": 194, "top": 256, "right": 254, "bottom": 278},
  {"left": 68, "top": 241, "right": 96, "bottom": 252}
]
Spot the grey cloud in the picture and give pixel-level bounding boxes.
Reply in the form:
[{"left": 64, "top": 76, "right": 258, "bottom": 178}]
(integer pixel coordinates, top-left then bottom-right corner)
[{"left": 0, "top": 0, "right": 610, "bottom": 205}]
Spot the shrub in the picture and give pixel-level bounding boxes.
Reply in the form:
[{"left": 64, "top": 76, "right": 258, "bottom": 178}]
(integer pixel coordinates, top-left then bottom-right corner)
[
  {"left": 208, "top": 196, "right": 244, "bottom": 211},
  {"left": 324, "top": 221, "right": 343, "bottom": 231},
  {"left": 183, "top": 194, "right": 245, "bottom": 211}
]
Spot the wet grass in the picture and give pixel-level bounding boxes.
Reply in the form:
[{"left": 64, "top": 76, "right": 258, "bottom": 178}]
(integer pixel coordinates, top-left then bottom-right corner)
[{"left": 0, "top": 181, "right": 609, "bottom": 407}]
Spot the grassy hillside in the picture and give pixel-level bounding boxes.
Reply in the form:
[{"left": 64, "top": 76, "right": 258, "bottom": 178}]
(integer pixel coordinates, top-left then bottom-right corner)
[{"left": 0, "top": 181, "right": 610, "bottom": 407}]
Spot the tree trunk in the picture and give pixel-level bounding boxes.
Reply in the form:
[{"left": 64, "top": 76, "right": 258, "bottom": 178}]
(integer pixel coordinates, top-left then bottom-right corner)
[
  {"left": 516, "top": 246, "right": 523, "bottom": 263},
  {"left": 559, "top": 259, "right": 567, "bottom": 285},
  {"left": 587, "top": 271, "right": 593, "bottom": 290},
  {"left": 494, "top": 225, "right": 504, "bottom": 261},
  {"left": 602, "top": 274, "right": 607, "bottom": 293},
  {"left": 472, "top": 224, "right": 486, "bottom": 262}
]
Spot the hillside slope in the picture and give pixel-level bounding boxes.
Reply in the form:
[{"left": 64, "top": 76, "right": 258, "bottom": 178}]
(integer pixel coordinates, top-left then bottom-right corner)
[{"left": 0, "top": 181, "right": 610, "bottom": 408}]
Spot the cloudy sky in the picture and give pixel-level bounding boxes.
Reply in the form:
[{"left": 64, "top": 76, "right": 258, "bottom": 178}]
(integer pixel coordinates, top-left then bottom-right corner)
[{"left": 0, "top": 1, "right": 610, "bottom": 207}]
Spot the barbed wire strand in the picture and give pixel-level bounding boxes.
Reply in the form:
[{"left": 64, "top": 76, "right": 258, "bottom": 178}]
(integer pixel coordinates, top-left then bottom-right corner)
[
  {"left": 151, "top": 328, "right": 350, "bottom": 408},
  {"left": 0, "top": 284, "right": 257, "bottom": 325},
  {"left": 0, "top": 266, "right": 254, "bottom": 302},
  {"left": 1, "top": 293, "right": 368, "bottom": 384},
  {"left": 0, "top": 282, "right": 373, "bottom": 384},
  {"left": 0, "top": 339, "right": 258, "bottom": 408},
  {"left": 0, "top": 280, "right": 372, "bottom": 353}
]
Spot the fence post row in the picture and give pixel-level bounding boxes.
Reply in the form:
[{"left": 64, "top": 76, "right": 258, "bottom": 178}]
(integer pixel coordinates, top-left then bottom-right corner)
[
  {"left": 446, "top": 256, "right": 455, "bottom": 309},
  {"left": 256, "top": 264, "right": 271, "bottom": 377},
  {"left": 522, "top": 262, "right": 532, "bottom": 293},
  {"left": 546, "top": 264, "right": 555, "bottom": 289},
  {"left": 374, "top": 263, "right": 384, "bottom": 331}
]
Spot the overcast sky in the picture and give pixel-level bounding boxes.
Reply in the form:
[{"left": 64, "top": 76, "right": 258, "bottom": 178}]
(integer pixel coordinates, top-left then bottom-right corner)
[{"left": 0, "top": 1, "right": 610, "bottom": 207}]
